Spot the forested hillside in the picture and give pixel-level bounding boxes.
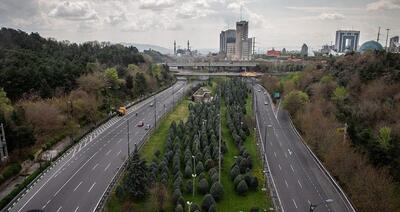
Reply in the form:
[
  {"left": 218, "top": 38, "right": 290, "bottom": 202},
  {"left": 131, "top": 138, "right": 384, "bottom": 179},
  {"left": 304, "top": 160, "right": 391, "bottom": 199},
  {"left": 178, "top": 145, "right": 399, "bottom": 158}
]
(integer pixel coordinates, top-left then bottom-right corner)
[
  {"left": 0, "top": 28, "right": 174, "bottom": 179},
  {"left": 262, "top": 51, "right": 400, "bottom": 211}
]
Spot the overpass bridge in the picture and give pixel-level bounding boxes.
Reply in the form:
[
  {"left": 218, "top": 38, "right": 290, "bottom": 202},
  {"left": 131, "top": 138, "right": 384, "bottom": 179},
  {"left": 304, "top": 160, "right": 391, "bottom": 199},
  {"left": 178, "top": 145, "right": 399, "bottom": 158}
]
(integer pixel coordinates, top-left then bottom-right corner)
[
  {"left": 172, "top": 70, "right": 292, "bottom": 77},
  {"left": 167, "top": 61, "right": 258, "bottom": 71}
]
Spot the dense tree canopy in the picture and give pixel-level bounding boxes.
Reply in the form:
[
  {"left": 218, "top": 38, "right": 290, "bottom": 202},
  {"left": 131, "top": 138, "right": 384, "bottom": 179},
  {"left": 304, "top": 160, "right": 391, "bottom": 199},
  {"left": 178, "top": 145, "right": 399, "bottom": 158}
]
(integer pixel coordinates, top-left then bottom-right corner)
[{"left": 0, "top": 28, "right": 144, "bottom": 100}]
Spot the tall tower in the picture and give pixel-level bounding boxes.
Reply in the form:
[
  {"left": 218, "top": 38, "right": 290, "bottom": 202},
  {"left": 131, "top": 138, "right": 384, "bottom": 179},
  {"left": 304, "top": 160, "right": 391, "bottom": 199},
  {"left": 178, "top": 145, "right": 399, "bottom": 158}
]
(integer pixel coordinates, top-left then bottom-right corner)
[
  {"left": 187, "top": 40, "right": 190, "bottom": 51},
  {"left": 174, "top": 40, "right": 176, "bottom": 55},
  {"left": 235, "top": 21, "right": 249, "bottom": 60}
]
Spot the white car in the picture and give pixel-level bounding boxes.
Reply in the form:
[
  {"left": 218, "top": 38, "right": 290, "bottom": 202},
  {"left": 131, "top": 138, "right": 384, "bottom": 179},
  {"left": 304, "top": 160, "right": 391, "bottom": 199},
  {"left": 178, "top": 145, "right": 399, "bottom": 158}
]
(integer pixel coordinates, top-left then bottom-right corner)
[
  {"left": 257, "top": 89, "right": 261, "bottom": 92},
  {"left": 145, "top": 124, "right": 151, "bottom": 130},
  {"left": 264, "top": 101, "right": 269, "bottom": 105}
]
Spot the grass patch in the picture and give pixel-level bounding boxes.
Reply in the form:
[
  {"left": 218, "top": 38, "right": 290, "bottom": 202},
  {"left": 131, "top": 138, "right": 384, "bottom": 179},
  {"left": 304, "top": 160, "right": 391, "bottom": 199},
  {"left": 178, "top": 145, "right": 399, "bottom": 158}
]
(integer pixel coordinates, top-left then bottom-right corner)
[
  {"left": 140, "top": 100, "right": 190, "bottom": 162},
  {"left": 212, "top": 100, "right": 271, "bottom": 211}
]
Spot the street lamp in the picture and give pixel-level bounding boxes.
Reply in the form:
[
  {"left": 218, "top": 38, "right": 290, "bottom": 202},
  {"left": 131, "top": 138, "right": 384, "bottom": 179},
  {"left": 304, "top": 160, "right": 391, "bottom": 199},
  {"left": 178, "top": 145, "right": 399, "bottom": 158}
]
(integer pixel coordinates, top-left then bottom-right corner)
[
  {"left": 217, "top": 114, "right": 221, "bottom": 183},
  {"left": 192, "top": 173, "right": 197, "bottom": 197},
  {"left": 187, "top": 201, "right": 192, "bottom": 212},
  {"left": 310, "top": 199, "right": 334, "bottom": 212}
]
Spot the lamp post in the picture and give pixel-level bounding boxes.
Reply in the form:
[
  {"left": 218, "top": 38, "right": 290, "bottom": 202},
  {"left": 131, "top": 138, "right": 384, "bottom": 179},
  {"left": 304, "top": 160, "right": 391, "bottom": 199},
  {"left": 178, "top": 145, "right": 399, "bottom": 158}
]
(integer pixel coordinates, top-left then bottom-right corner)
[
  {"left": 192, "top": 173, "right": 197, "bottom": 197},
  {"left": 192, "top": 155, "right": 197, "bottom": 197},
  {"left": 187, "top": 201, "right": 192, "bottom": 212},
  {"left": 310, "top": 199, "right": 334, "bottom": 212},
  {"left": 127, "top": 119, "right": 130, "bottom": 158},
  {"left": 217, "top": 114, "right": 221, "bottom": 183},
  {"left": 154, "top": 96, "right": 157, "bottom": 128}
]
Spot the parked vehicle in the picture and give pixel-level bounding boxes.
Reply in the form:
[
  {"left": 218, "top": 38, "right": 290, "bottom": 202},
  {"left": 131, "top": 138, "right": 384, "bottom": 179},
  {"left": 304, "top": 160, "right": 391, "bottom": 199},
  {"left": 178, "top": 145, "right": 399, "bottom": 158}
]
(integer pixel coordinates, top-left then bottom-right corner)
[
  {"left": 145, "top": 124, "right": 151, "bottom": 130},
  {"left": 137, "top": 121, "right": 144, "bottom": 127}
]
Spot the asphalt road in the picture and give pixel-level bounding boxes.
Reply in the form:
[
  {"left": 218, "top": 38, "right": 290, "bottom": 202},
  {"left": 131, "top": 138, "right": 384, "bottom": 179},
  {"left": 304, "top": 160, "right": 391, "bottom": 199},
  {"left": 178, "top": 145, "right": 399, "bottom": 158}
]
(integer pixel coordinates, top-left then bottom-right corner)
[
  {"left": 253, "top": 83, "right": 355, "bottom": 212},
  {"left": 8, "top": 80, "right": 192, "bottom": 212}
]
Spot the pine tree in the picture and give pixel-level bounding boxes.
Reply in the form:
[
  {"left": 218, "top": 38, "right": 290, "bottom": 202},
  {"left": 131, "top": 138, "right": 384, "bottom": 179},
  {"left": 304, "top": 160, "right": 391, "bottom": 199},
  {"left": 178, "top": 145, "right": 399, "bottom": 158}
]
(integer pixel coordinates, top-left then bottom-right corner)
[{"left": 123, "top": 147, "right": 149, "bottom": 199}]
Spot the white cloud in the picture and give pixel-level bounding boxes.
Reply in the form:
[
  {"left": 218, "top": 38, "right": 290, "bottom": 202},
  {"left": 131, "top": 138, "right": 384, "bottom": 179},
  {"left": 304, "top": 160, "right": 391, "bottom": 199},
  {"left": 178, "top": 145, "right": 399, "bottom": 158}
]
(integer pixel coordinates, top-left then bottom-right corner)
[
  {"left": 49, "top": 1, "right": 98, "bottom": 20},
  {"left": 318, "top": 12, "right": 345, "bottom": 20},
  {"left": 104, "top": 13, "right": 126, "bottom": 25},
  {"left": 139, "top": 0, "right": 176, "bottom": 10},
  {"left": 367, "top": 0, "right": 400, "bottom": 11},
  {"left": 122, "top": 14, "right": 182, "bottom": 31}
]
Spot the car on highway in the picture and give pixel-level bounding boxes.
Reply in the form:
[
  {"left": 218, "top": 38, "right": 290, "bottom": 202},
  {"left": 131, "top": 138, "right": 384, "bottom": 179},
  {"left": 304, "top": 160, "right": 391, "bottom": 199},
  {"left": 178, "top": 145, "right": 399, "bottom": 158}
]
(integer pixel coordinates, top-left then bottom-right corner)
[
  {"left": 264, "top": 92, "right": 267, "bottom": 95},
  {"left": 264, "top": 101, "right": 269, "bottom": 105},
  {"left": 257, "top": 89, "right": 261, "bottom": 92},
  {"left": 145, "top": 124, "right": 151, "bottom": 130},
  {"left": 150, "top": 102, "right": 154, "bottom": 107},
  {"left": 137, "top": 121, "right": 144, "bottom": 127}
]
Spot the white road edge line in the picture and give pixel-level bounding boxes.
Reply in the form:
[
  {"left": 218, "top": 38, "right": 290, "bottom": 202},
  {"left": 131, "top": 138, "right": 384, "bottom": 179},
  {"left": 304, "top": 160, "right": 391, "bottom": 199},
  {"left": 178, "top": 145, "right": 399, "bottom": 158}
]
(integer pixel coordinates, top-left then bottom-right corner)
[{"left": 292, "top": 199, "right": 298, "bottom": 209}]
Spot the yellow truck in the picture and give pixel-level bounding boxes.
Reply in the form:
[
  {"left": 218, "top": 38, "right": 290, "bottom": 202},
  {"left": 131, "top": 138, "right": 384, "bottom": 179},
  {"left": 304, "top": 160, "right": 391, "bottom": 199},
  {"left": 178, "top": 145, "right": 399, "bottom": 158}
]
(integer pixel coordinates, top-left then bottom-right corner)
[{"left": 117, "top": 106, "right": 127, "bottom": 116}]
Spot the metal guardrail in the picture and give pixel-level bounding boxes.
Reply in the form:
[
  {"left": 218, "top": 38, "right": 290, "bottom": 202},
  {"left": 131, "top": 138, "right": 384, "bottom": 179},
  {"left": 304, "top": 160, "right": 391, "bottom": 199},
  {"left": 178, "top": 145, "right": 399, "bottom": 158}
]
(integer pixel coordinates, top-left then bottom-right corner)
[
  {"left": 2, "top": 80, "right": 178, "bottom": 212},
  {"left": 257, "top": 82, "right": 356, "bottom": 212},
  {"left": 286, "top": 115, "right": 356, "bottom": 212},
  {"left": 94, "top": 85, "right": 189, "bottom": 212},
  {"left": 253, "top": 89, "right": 284, "bottom": 212}
]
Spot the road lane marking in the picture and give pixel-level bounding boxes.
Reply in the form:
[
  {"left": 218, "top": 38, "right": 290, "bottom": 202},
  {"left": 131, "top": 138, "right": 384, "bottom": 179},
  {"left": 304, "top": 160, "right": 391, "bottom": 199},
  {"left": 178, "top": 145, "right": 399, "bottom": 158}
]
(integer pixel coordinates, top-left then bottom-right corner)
[
  {"left": 88, "top": 182, "right": 96, "bottom": 192},
  {"left": 117, "top": 139, "right": 121, "bottom": 144},
  {"left": 117, "top": 150, "right": 121, "bottom": 156},
  {"left": 105, "top": 150, "right": 111, "bottom": 156},
  {"left": 297, "top": 180, "right": 303, "bottom": 189},
  {"left": 74, "top": 181, "right": 83, "bottom": 192},
  {"left": 74, "top": 206, "right": 79, "bottom": 212},
  {"left": 290, "top": 164, "right": 295, "bottom": 172},
  {"left": 285, "top": 180, "right": 289, "bottom": 188},
  {"left": 274, "top": 152, "right": 277, "bottom": 157},
  {"left": 288, "top": 149, "right": 292, "bottom": 155},
  {"left": 284, "top": 153, "right": 288, "bottom": 158},
  {"left": 49, "top": 153, "right": 98, "bottom": 204},
  {"left": 292, "top": 199, "right": 298, "bottom": 209},
  {"left": 104, "top": 162, "right": 111, "bottom": 171},
  {"left": 56, "top": 206, "right": 62, "bottom": 212},
  {"left": 278, "top": 164, "right": 282, "bottom": 170},
  {"left": 92, "top": 163, "right": 99, "bottom": 170}
]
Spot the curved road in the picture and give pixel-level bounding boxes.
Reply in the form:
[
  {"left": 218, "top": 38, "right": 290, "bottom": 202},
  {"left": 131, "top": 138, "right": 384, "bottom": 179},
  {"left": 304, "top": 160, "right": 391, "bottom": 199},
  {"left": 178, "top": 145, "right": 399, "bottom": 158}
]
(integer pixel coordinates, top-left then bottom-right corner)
[
  {"left": 254, "top": 83, "right": 355, "bottom": 212},
  {"left": 8, "top": 80, "right": 192, "bottom": 212}
]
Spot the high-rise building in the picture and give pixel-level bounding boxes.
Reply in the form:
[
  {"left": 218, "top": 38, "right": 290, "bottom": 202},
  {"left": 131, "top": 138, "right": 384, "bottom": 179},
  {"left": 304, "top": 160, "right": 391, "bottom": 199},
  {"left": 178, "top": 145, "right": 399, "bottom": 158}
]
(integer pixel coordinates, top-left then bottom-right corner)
[
  {"left": 235, "top": 21, "right": 249, "bottom": 60},
  {"left": 241, "top": 38, "right": 253, "bottom": 60},
  {"left": 335, "top": 30, "right": 360, "bottom": 53},
  {"left": 226, "top": 43, "right": 236, "bottom": 60},
  {"left": 389, "top": 36, "right": 400, "bottom": 53},
  {"left": 301, "top": 43, "right": 308, "bottom": 57},
  {"left": 219, "top": 29, "right": 236, "bottom": 54}
]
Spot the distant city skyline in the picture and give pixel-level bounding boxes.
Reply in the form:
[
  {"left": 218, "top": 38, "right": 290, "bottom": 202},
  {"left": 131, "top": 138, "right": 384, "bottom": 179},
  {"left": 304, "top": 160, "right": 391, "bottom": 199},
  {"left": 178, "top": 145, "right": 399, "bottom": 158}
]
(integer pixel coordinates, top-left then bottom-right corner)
[{"left": 0, "top": 0, "right": 399, "bottom": 51}]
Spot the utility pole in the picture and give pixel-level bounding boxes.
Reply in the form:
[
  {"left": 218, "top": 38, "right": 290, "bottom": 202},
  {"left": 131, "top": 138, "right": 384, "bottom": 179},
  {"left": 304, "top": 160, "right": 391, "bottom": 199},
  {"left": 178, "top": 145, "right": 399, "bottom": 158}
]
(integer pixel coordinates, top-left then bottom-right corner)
[
  {"left": 127, "top": 119, "right": 130, "bottom": 158},
  {"left": 218, "top": 113, "right": 222, "bottom": 183},
  {"left": 0, "top": 123, "right": 9, "bottom": 162},
  {"left": 385, "top": 28, "right": 390, "bottom": 52},
  {"left": 154, "top": 96, "right": 157, "bottom": 128},
  {"left": 377, "top": 26, "right": 381, "bottom": 42},
  {"left": 264, "top": 125, "right": 268, "bottom": 150}
]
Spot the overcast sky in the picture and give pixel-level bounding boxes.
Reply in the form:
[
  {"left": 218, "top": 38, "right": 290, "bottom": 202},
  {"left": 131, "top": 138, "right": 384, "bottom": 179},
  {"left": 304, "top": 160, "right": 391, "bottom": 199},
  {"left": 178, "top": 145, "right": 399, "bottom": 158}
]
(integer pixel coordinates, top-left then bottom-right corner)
[{"left": 0, "top": 0, "right": 399, "bottom": 51}]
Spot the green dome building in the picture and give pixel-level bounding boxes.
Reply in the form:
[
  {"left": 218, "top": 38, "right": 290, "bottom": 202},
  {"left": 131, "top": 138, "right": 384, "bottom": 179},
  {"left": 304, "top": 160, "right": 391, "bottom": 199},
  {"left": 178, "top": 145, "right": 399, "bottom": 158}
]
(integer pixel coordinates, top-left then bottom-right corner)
[{"left": 359, "top": 40, "right": 384, "bottom": 53}]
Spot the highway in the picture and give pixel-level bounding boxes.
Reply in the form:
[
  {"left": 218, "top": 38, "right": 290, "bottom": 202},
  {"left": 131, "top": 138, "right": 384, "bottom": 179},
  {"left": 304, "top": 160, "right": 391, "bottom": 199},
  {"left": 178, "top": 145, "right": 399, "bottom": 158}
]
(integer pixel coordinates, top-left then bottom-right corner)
[
  {"left": 8, "top": 80, "right": 192, "bottom": 212},
  {"left": 253, "top": 83, "right": 355, "bottom": 212}
]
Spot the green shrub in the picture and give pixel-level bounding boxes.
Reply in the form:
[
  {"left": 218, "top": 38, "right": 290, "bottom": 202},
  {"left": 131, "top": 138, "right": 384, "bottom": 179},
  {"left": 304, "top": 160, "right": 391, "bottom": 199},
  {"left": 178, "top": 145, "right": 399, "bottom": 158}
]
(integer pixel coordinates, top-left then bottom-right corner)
[
  {"left": 198, "top": 178, "right": 209, "bottom": 195},
  {"left": 0, "top": 163, "right": 22, "bottom": 184},
  {"left": 201, "top": 194, "right": 216, "bottom": 211},
  {"left": 230, "top": 165, "right": 240, "bottom": 180},
  {"left": 233, "top": 174, "right": 244, "bottom": 187},
  {"left": 175, "top": 204, "right": 184, "bottom": 212},
  {"left": 236, "top": 180, "right": 248, "bottom": 196},
  {"left": 208, "top": 204, "right": 217, "bottom": 212},
  {"left": 210, "top": 182, "right": 224, "bottom": 201},
  {"left": 196, "top": 161, "right": 204, "bottom": 174}
]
